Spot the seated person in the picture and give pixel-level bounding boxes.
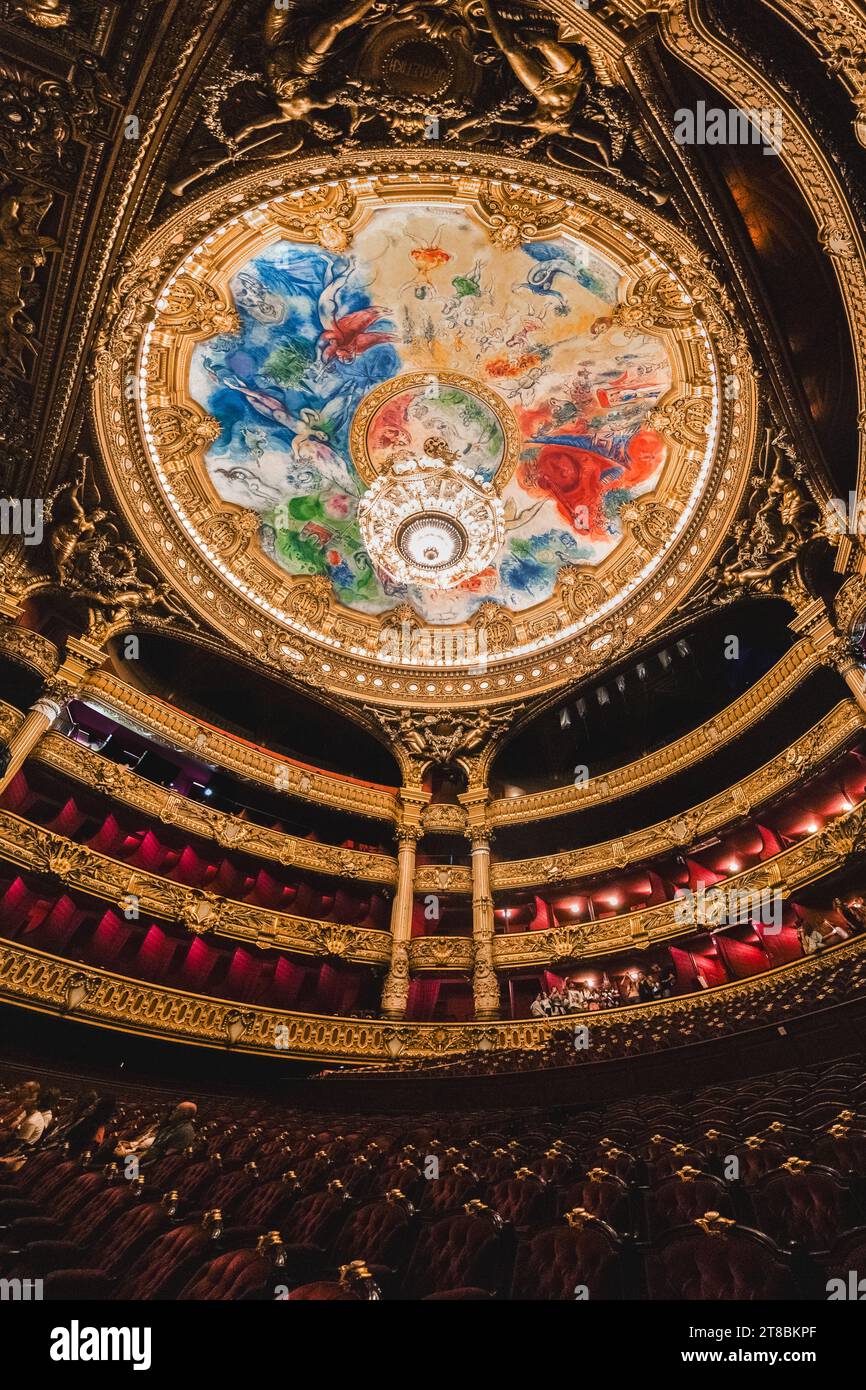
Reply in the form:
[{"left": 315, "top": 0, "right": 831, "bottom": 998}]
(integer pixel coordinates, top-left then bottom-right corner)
[
  {"left": 801, "top": 924, "right": 825, "bottom": 955},
  {"left": 548, "top": 987, "right": 566, "bottom": 1016},
  {"left": 659, "top": 965, "right": 676, "bottom": 997},
  {"left": 134, "top": 1101, "right": 198, "bottom": 1165}
]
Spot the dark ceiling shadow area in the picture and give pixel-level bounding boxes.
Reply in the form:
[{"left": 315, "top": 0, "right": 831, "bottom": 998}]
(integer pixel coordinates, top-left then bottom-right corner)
[
  {"left": 490, "top": 599, "right": 795, "bottom": 797},
  {"left": 492, "top": 663, "right": 848, "bottom": 861},
  {"left": 658, "top": 5, "right": 860, "bottom": 497},
  {"left": 107, "top": 631, "right": 400, "bottom": 787}
]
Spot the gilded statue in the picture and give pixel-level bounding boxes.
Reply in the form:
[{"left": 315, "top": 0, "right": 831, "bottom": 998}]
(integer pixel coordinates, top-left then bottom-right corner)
[
  {"left": 448, "top": 0, "right": 612, "bottom": 166},
  {"left": 0, "top": 177, "right": 59, "bottom": 377},
  {"left": 171, "top": 0, "right": 388, "bottom": 195},
  {"left": 45, "top": 456, "right": 191, "bottom": 637},
  {"left": 717, "top": 431, "right": 818, "bottom": 602}
]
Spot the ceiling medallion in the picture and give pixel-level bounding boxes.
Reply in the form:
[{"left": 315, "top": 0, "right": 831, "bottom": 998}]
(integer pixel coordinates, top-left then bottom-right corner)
[
  {"left": 92, "top": 149, "right": 758, "bottom": 707},
  {"left": 358, "top": 436, "right": 505, "bottom": 589}
]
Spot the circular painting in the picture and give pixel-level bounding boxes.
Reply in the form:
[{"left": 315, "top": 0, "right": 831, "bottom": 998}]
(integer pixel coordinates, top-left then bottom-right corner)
[{"left": 188, "top": 201, "right": 673, "bottom": 626}]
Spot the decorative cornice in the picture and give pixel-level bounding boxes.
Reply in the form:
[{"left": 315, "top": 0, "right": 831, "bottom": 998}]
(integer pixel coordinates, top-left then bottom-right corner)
[
  {"left": 5, "top": 711, "right": 864, "bottom": 968},
  {"left": 491, "top": 700, "right": 861, "bottom": 888},
  {"left": 0, "top": 624, "right": 60, "bottom": 679},
  {"left": 492, "top": 794, "right": 866, "bottom": 966},
  {"left": 80, "top": 669, "right": 399, "bottom": 822},
  {"left": 34, "top": 732, "right": 398, "bottom": 886},
  {"left": 0, "top": 931, "right": 863, "bottom": 1065},
  {"left": 489, "top": 639, "right": 819, "bottom": 825}
]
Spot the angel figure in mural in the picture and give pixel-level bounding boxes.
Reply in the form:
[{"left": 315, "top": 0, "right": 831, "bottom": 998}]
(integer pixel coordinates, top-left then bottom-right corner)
[{"left": 170, "top": 0, "right": 388, "bottom": 196}]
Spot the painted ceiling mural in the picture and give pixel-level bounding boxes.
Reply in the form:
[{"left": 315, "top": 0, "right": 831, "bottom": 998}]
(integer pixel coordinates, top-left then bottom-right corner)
[{"left": 189, "top": 203, "right": 672, "bottom": 626}]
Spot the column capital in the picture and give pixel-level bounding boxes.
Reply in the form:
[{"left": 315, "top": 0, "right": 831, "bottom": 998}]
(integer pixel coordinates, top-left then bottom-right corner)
[
  {"left": 788, "top": 596, "right": 834, "bottom": 643},
  {"left": 395, "top": 823, "right": 422, "bottom": 846},
  {"left": 817, "top": 634, "right": 861, "bottom": 677}
]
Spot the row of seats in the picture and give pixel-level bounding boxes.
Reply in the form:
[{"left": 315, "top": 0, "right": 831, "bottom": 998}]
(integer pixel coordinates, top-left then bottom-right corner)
[{"left": 0, "top": 1054, "right": 863, "bottom": 1299}]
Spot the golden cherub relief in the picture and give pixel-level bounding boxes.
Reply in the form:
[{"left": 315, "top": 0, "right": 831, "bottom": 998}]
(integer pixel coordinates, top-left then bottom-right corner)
[{"left": 171, "top": 0, "right": 668, "bottom": 204}]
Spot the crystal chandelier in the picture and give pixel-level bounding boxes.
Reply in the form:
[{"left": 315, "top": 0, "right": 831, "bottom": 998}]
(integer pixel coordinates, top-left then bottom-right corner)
[{"left": 357, "top": 437, "right": 505, "bottom": 590}]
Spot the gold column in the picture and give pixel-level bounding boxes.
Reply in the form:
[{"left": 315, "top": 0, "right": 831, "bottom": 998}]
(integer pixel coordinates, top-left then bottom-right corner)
[
  {"left": 0, "top": 636, "right": 105, "bottom": 797},
  {"left": 469, "top": 828, "right": 500, "bottom": 1021},
  {"left": 789, "top": 597, "right": 866, "bottom": 719},
  {"left": 380, "top": 824, "right": 420, "bottom": 1021},
  {"left": 0, "top": 683, "right": 68, "bottom": 796}
]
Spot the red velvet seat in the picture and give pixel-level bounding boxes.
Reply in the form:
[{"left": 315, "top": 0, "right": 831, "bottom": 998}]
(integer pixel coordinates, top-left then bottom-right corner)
[
  {"left": 37, "top": 1201, "right": 170, "bottom": 1298},
  {"left": 751, "top": 1164, "right": 859, "bottom": 1252},
  {"left": 116, "top": 1215, "right": 227, "bottom": 1300},
  {"left": 332, "top": 1194, "right": 417, "bottom": 1274},
  {"left": 281, "top": 1186, "right": 353, "bottom": 1248},
  {"left": 177, "top": 1244, "right": 278, "bottom": 1300},
  {"left": 233, "top": 1177, "right": 300, "bottom": 1229},
  {"left": 510, "top": 1213, "right": 625, "bottom": 1300},
  {"left": 644, "top": 1171, "right": 735, "bottom": 1240},
  {"left": 644, "top": 1218, "right": 800, "bottom": 1299},
  {"left": 417, "top": 1167, "right": 480, "bottom": 1219},
  {"left": 206, "top": 1168, "right": 259, "bottom": 1217},
  {"left": 817, "top": 1225, "right": 866, "bottom": 1296},
  {"left": 814, "top": 1127, "right": 866, "bottom": 1177},
  {"left": 733, "top": 1141, "right": 787, "bottom": 1186},
  {"left": 0, "top": 1170, "right": 105, "bottom": 1246},
  {"left": 488, "top": 1174, "right": 554, "bottom": 1231},
  {"left": 557, "top": 1172, "right": 632, "bottom": 1234},
  {"left": 403, "top": 1206, "right": 515, "bottom": 1299},
  {"left": 647, "top": 1145, "right": 707, "bottom": 1183}
]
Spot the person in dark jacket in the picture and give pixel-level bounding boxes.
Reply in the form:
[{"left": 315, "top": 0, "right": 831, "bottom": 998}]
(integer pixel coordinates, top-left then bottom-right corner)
[{"left": 137, "top": 1101, "right": 198, "bottom": 1165}]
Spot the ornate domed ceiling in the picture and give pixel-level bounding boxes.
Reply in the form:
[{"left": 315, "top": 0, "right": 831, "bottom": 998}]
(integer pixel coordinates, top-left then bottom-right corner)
[
  {"left": 95, "top": 154, "right": 757, "bottom": 707},
  {"left": 187, "top": 198, "right": 674, "bottom": 625}
]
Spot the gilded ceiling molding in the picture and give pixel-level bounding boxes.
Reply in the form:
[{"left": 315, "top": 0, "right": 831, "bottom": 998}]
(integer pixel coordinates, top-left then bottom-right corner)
[
  {"left": 641, "top": 0, "right": 866, "bottom": 565},
  {"left": 489, "top": 637, "right": 819, "bottom": 825},
  {"left": 0, "top": 808, "right": 392, "bottom": 966},
  {"left": 33, "top": 731, "right": 399, "bottom": 886},
  {"left": 80, "top": 668, "right": 399, "bottom": 822},
  {"left": 490, "top": 699, "right": 862, "bottom": 889},
  {"left": 91, "top": 147, "right": 758, "bottom": 710},
  {"left": 761, "top": 0, "right": 866, "bottom": 147},
  {"left": 0, "top": 931, "right": 862, "bottom": 1064},
  {"left": 33, "top": 1, "right": 225, "bottom": 489}
]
